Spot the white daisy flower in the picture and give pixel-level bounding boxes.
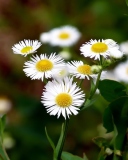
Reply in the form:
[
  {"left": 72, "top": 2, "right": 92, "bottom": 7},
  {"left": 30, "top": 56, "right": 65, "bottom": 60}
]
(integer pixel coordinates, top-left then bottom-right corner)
[
  {"left": 113, "top": 61, "right": 128, "bottom": 83},
  {"left": 40, "top": 25, "right": 81, "bottom": 47},
  {"left": 119, "top": 41, "right": 128, "bottom": 55},
  {"left": 12, "top": 39, "right": 42, "bottom": 56},
  {"left": 80, "top": 39, "right": 120, "bottom": 60},
  {"left": 41, "top": 77, "right": 85, "bottom": 119},
  {"left": 67, "top": 61, "right": 97, "bottom": 80},
  {"left": 23, "top": 53, "right": 65, "bottom": 81}
]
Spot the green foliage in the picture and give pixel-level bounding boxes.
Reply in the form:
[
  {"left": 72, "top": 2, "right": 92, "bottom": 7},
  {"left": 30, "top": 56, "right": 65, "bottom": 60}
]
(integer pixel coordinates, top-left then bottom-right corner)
[
  {"left": 62, "top": 151, "right": 87, "bottom": 160},
  {"left": 92, "top": 137, "right": 109, "bottom": 148},
  {"left": 45, "top": 127, "right": 55, "bottom": 150},
  {"left": 81, "top": 98, "right": 97, "bottom": 111},
  {"left": 98, "top": 80, "right": 126, "bottom": 102},
  {"left": 0, "top": 115, "right": 6, "bottom": 142},
  {"left": 0, "top": 115, "right": 10, "bottom": 160}
]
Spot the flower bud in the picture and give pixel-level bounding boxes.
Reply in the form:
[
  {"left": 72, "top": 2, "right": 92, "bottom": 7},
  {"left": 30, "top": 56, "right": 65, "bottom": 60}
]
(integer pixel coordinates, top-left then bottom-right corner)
[{"left": 91, "top": 65, "right": 102, "bottom": 74}]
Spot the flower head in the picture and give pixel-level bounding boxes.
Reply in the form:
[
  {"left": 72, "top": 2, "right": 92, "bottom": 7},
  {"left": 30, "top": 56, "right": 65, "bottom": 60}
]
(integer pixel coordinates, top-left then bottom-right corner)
[
  {"left": 40, "top": 25, "right": 81, "bottom": 47},
  {"left": 67, "top": 61, "right": 98, "bottom": 80},
  {"left": 12, "top": 40, "right": 42, "bottom": 56},
  {"left": 80, "top": 39, "right": 120, "bottom": 60},
  {"left": 23, "top": 53, "right": 65, "bottom": 81},
  {"left": 41, "top": 77, "right": 85, "bottom": 119}
]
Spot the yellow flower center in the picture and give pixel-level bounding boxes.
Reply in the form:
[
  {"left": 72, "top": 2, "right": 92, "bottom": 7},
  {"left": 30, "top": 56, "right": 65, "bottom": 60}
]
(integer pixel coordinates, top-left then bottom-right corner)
[
  {"left": 21, "top": 46, "right": 33, "bottom": 53},
  {"left": 91, "top": 42, "right": 108, "bottom": 53},
  {"left": 77, "top": 65, "right": 92, "bottom": 75},
  {"left": 36, "top": 59, "right": 53, "bottom": 72},
  {"left": 59, "top": 32, "right": 70, "bottom": 39},
  {"left": 55, "top": 93, "right": 72, "bottom": 108}
]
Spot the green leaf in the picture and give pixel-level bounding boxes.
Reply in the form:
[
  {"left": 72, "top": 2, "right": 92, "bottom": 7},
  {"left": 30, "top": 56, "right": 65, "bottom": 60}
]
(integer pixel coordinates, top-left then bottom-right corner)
[
  {"left": 107, "top": 96, "right": 128, "bottom": 150},
  {"left": 103, "top": 107, "right": 114, "bottom": 133},
  {"left": 45, "top": 127, "right": 55, "bottom": 150},
  {"left": 92, "top": 137, "right": 109, "bottom": 148},
  {"left": 54, "top": 124, "right": 64, "bottom": 159},
  {"left": 0, "top": 115, "right": 6, "bottom": 142},
  {"left": 98, "top": 80, "right": 126, "bottom": 102},
  {"left": 81, "top": 98, "right": 97, "bottom": 111},
  {"left": 62, "top": 151, "right": 84, "bottom": 160}
]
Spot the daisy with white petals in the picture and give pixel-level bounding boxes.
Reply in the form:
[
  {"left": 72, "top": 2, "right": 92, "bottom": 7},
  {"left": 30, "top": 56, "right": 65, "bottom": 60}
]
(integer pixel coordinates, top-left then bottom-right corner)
[
  {"left": 67, "top": 61, "right": 97, "bottom": 80},
  {"left": 12, "top": 39, "right": 42, "bottom": 56},
  {"left": 23, "top": 53, "right": 65, "bottom": 81},
  {"left": 40, "top": 25, "right": 81, "bottom": 47},
  {"left": 41, "top": 77, "right": 85, "bottom": 119},
  {"left": 80, "top": 39, "right": 121, "bottom": 60}
]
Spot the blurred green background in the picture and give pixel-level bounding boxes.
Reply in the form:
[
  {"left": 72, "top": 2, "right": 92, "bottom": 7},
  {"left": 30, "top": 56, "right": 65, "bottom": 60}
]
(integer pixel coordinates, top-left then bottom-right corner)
[{"left": 0, "top": 0, "right": 128, "bottom": 159}]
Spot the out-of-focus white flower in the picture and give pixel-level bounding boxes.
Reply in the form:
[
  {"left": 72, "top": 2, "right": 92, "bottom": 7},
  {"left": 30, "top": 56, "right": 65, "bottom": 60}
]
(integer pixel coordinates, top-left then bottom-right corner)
[
  {"left": 113, "top": 61, "right": 128, "bottom": 83},
  {"left": 40, "top": 25, "right": 81, "bottom": 47},
  {"left": 109, "top": 49, "right": 123, "bottom": 59},
  {"left": 119, "top": 41, "right": 128, "bottom": 55},
  {"left": 52, "top": 65, "right": 69, "bottom": 80},
  {"left": 80, "top": 39, "right": 121, "bottom": 60},
  {"left": 59, "top": 51, "right": 71, "bottom": 60},
  {"left": 101, "top": 70, "right": 117, "bottom": 81},
  {"left": 40, "top": 32, "right": 50, "bottom": 43},
  {"left": 12, "top": 40, "right": 42, "bottom": 56},
  {"left": 41, "top": 77, "right": 85, "bottom": 119},
  {"left": 23, "top": 53, "right": 65, "bottom": 81},
  {"left": 67, "top": 61, "right": 98, "bottom": 80},
  {"left": 0, "top": 97, "right": 12, "bottom": 115}
]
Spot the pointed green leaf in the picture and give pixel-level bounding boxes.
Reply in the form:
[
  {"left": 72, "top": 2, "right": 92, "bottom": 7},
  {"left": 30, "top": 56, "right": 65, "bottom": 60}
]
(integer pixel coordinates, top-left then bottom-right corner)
[
  {"left": 98, "top": 80, "right": 126, "bottom": 102},
  {"left": 54, "top": 124, "right": 64, "bottom": 159},
  {"left": 45, "top": 127, "right": 55, "bottom": 150},
  {"left": 62, "top": 151, "right": 84, "bottom": 160}
]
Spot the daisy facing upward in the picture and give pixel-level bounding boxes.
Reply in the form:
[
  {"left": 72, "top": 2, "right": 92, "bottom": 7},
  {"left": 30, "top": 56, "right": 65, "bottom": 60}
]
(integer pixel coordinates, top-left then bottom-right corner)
[
  {"left": 67, "top": 61, "right": 98, "bottom": 80},
  {"left": 80, "top": 39, "right": 123, "bottom": 60},
  {"left": 23, "top": 53, "right": 65, "bottom": 81},
  {"left": 12, "top": 39, "right": 42, "bottom": 56},
  {"left": 41, "top": 77, "right": 85, "bottom": 119}
]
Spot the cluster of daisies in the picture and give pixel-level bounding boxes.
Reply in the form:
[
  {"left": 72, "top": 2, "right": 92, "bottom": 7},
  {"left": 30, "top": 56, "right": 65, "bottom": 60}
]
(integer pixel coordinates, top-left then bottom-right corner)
[{"left": 12, "top": 25, "right": 124, "bottom": 119}]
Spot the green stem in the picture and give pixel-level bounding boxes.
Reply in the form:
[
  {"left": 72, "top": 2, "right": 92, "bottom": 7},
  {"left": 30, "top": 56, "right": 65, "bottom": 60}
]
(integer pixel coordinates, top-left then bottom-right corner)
[
  {"left": 78, "top": 79, "right": 84, "bottom": 87},
  {"left": 89, "top": 70, "right": 102, "bottom": 100},
  {"left": 57, "top": 118, "right": 69, "bottom": 160}
]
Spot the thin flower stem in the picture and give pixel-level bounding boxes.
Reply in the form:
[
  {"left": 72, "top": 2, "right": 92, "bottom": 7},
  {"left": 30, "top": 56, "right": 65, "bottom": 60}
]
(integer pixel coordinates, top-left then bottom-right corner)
[
  {"left": 57, "top": 118, "right": 69, "bottom": 160},
  {"left": 89, "top": 70, "right": 102, "bottom": 100},
  {"left": 78, "top": 79, "right": 84, "bottom": 87}
]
